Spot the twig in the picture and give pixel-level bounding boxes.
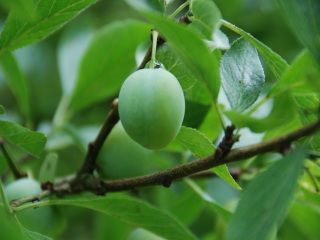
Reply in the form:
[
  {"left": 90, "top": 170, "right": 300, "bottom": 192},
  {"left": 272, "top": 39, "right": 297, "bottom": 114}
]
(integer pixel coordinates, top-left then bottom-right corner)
[
  {"left": 0, "top": 141, "right": 26, "bottom": 179},
  {"left": 86, "top": 119, "right": 320, "bottom": 193},
  {"left": 76, "top": 99, "right": 119, "bottom": 176}
]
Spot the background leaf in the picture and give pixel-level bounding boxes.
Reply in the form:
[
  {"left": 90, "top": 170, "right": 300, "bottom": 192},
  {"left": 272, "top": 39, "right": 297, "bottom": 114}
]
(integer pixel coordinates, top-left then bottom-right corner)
[
  {"left": 0, "top": 0, "right": 97, "bottom": 52},
  {"left": 0, "top": 106, "right": 4, "bottom": 114},
  {"left": 69, "top": 20, "right": 150, "bottom": 112},
  {"left": 0, "top": 120, "right": 46, "bottom": 157},
  {"left": 221, "top": 37, "right": 265, "bottom": 112},
  {"left": 190, "top": 0, "right": 222, "bottom": 38},
  {"left": 277, "top": 0, "right": 320, "bottom": 63},
  {"left": 226, "top": 148, "right": 306, "bottom": 240},
  {"left": 177, "top": 126, "right": 241, "bottom": 190},
  {"left": 225, "top": 94, "right": 297, "bottom": 133},
  {"left": 58, "top": 22, "right": 94, "bottom": 96},
  {"left": 0, "top": 53, "right": 30, "bottom": 121},
  {"left": 18, "top": 195, "right": 197, "bottom": 240}
]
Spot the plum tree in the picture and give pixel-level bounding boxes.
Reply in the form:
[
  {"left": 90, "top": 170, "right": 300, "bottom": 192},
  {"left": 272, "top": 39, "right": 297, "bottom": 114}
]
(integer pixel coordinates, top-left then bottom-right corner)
[{"left": 118, "top": 68, "right": 185, "bottom": 149}]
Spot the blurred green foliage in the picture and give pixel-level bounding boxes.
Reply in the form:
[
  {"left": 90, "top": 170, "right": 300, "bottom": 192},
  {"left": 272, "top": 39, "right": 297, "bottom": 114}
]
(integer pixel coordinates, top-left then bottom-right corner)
[{"left": 0, "top": 0, "right": 319, "bottom": 240}]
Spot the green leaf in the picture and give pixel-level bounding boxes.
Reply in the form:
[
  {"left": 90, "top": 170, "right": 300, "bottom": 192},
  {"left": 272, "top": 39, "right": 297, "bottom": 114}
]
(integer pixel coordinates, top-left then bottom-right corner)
[
  {"left": 22, "top": 228, "right": 53, "bottom": 240},
  {"left": 0, "top": 120, "right": 46, "bottom": 157},
  {"left": 190, "top": 0, "right": 222, "bottom": 38},
  {"left": 58, "top": 22, "right": 94, "bottom": 95},
  {"left": 129, "top": 6, "right": 220, "bottom": 100},
  {"left": 221, "top": 20, "right": 289, "bottom": 79},
  {"left": 156, "top": 44, "right": 195, "bottom": 90},
  {"left": 38, "top": 153, "right": 58, "bottom": 182},
  {"left": 0, "top": 206, "right": 25, "bottom": 240},
  {"left": 0, "top": 0, "right": 97, "bottom": 52},
  {"left": 185, "top": 178, "right": 232, "bottom": 221},
  {"left": 0, "top": 106, "right": 4, "bottom": 114},
  {"left": 0, "top": 0, "right": 36, "bottom": 21},
  {"left": 270, "top": 50, "right": 320, "bottom": 97},
  {"left": 225, "top": 93, "right": 297, "bottom": 133},
  {"left": 0, "top": 53, "right": 30, "bottom": 120},
  {"left": 17, "top": 195, "right": 197, "bottom": 240},
  {"left": 277, "top": 0, "right": 320, "bottom": 62},
  {"left": 176, "top": 126, "right": 241, "bottom": 190},
  {"left": 69, "top": 20, "right": 150, "bottom": 112},
  {"left": 226, "top": 148, "right": 306, "bottom": 240},
  {"left": 221, "top": 38, "right": 265, "bottom": 112}
]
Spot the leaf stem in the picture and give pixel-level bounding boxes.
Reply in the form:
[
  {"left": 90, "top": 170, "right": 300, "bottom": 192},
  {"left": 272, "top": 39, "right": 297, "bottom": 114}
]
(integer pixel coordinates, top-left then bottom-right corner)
[{"left": 169, "top": 1, "right": 190, "bottom": 19}]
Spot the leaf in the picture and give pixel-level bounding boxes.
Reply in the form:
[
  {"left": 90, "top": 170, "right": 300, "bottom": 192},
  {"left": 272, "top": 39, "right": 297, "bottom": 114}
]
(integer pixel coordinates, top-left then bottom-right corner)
[
  {"left": 220, "top": 37, "right": 265, "bottom": 112},
  {"left": 38, "top": 153, "right": 58, "bottom": 182},
  {"left": 156, "top": 44, "right": 196, "bottom": 90},
  {"left": 58, "top": 21, "right": 94, "bottom": 95},
  {"left": 18, "top": 195, "right": 197, "bottom": 240},
  {"left": 127, "top": 5, "right": 220, "bottom": 100},
  {"left": 225, "top": 93, "right": 297, "bottom": 133},
  {"left": 185, "top": 178, "right": 232, "bottom": 221},
  {"left": 0, "top": 120, "right": 46, "bottom": 157},
  {"left": 270, "top": 50, "right": 320, "bottom": 97},
  {"left": 0, "top": 106, "right": 4, "bottom": 114},
  {"left": 222, "top": 20, "right": 289, "bottom": 79},
  {"left": 22, "top": 228, "right": 53, "bottom": 240},
  {"left": 190, "top": 0, "right": 222, "bottom": 38},
  {"left": 204, "top": 29, "right": 230, "bottom": 50},
  {"left": 0, "top": 0, "right": 97, "bottom": 52},
  {"left": 69, "top": 20, "right": 150, "bottom": 112},
  {"left": 176, "top": 126, "right": 241, "bottom": 190},
  {"left": 0, "top": 0, "right": 36, "bottom": 21},
  {"left": 0, "top": 207, "right": 25, "bottom": 240},
  {"left": 277, "top": 0, "right": 320, "bottom": 62},
  {"left": 0, "top": 53, "right": 30, "bottom": 120},
  {"left": 226, "top": 148, "right": 306, "bottom": 240}
]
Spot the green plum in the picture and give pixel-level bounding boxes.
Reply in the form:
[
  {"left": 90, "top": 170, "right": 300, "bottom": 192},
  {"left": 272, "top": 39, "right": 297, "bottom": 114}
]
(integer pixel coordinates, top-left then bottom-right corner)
[
  {"left": 118, "top": 68, "right": 185, "bottom": 149},
  {"left": 5, "top": 178, "right": 53, "bottom": 233},
  {"left": 97, "top": 123, "right": 162, "bottom": 179}
]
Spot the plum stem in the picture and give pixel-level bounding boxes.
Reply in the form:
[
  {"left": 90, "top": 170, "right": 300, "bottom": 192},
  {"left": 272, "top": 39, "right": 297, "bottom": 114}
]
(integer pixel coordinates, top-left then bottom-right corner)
[{"left": 150, "top": 30, "right": 159, "bottom": 68}]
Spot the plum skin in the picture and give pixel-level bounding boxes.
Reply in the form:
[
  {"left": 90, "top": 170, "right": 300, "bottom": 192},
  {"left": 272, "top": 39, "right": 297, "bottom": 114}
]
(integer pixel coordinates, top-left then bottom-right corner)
[{"left": 118, "top": 68, "right": 185, "bottom": 149}]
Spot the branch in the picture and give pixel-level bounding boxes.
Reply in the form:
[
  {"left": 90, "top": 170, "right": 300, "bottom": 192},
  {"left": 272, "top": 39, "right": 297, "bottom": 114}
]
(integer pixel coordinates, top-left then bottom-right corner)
[
  {"left": 76, "top": 99, "right": 119, "bottom": 176},
  {"left": 11, "top": 119, "right": 320, "bottom": 208},
  {"left": 93, "top": 119, "right": 320, "bottom": 192},
  {"left": 0, "top": 141, "right": 26, "bottom": 179}
]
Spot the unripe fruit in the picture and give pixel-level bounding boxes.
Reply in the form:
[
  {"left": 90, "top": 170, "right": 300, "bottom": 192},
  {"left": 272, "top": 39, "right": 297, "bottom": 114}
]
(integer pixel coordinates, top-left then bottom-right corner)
[
  {"left": 5, "top": 178, "right": 52, "bottom": 233},
  {"left": 119, "top": 68, "right": 185, "bottom": 149},
  {"left": 97, "top": 123, "right": 159, "bottom": 179}
]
